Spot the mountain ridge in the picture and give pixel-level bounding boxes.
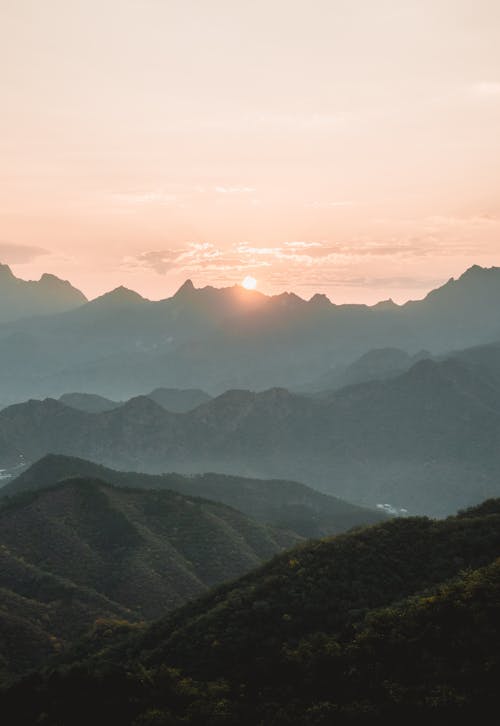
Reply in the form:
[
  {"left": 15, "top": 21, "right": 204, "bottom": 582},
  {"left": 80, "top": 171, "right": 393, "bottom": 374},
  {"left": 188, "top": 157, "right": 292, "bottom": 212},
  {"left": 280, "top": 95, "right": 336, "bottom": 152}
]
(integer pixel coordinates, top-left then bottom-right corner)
[
  {"left": 2, "top": 341, "right": 500, "bottom": 515},
  {"left": 1, "top": 264, "right": 500, "bottom": 402},
  {"left": 2, "top": 453, "right": 388, "bottom": 538},
  {"left": 0, "top": 263, "right": 87, "bottom": 324}
]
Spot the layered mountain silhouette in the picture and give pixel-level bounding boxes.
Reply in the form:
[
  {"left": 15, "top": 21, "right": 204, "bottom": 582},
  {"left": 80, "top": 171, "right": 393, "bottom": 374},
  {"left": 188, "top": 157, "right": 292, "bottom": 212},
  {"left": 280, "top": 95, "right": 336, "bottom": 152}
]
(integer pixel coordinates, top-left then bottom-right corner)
[
  {"left": 2, "top": 454, "right": 387, "bottom": 539},
  {"left": 4, "top": 500, "right": 500, "bottom": 723},
  {"left": 58, "top": 388, "right": 212, "bottom": 414},
  {"left": 2, "top": 341, "right": 500, "bottom": 515},
  {"left": 0, "top": 263, "right": 86, "bottom": 324},
  {"left": 2, "top": 264, "right": 500, "bottom": 404},
  {"left": 301, "top": 346, "right": 433, "bottom": 392},
  {"left": 0, "top": 477, "right": 300, "bottom": 678}
]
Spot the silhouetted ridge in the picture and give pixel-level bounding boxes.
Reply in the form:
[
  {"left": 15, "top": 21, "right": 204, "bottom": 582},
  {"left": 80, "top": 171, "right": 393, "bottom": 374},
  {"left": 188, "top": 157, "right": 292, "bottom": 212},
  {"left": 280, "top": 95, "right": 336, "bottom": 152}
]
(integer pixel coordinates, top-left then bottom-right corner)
[
  {"left": 59, "top": 392, "right": 120, "bottom": 414},
  {"left": 87, "top": 286, "right": 147, "bottom": 307},
  {"left": 459, "top": 263, "right": 500, "bottom": 281},
  {"left": 114, "top": 395, "right": 168, "bottom": 417},
  {"left": 173, "top": 279, "right": 196, "bottom": 298},
  {"left": 0, "top": 263, "right": 15, "bottom": 279},
  {"left": 308, "top": 292, "right": 331, "bottom": 306},
  {"left": 423, "top": 264, "right": 500, "bottom": 303},
  {"left": 0, "top": 265, "right": 86, "bottom": 323},
  {"left": 372, "top": 297, "right": 398, "bottom": 310}
]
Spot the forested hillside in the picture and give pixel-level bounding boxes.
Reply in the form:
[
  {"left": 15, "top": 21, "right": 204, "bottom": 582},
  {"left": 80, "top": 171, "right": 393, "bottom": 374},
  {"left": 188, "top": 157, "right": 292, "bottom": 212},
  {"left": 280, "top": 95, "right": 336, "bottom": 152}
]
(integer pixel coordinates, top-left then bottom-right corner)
[{"left": 3, "top": 501, "right": 499, "bottom": 724}]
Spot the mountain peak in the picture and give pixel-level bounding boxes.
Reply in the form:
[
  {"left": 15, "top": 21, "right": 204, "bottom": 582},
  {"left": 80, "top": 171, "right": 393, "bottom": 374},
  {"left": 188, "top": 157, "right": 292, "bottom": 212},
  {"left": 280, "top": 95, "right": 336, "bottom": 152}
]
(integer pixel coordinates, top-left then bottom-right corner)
[
  {"left": 39, "top": 272, "right": 67, "bottom": 286},
  {"left": 38, "top": 272, "right": 87, "bottom": 300},
  {"left": 459, "top": 264, "right": 500, "bottom": 281},
  {"left": 309, "top": 293, "right": 332, "bottom": 306},
  {"left": 90, "top": 286, "right": 147, "bottom": 307},
  {"left": 272, "top": 291, "right": 305, "bottom": 307},
  {"left": 0, "top": 263, "right": 15, "bottom": 280},
  {"left": 0, "top": 265, "right": 86, "bottom": 322},
  {"left": 372, "top": 298, "right": 398, "bottom": 310},
  {"left": 174, "top": 279, "right": 196, "bottom": 298}
]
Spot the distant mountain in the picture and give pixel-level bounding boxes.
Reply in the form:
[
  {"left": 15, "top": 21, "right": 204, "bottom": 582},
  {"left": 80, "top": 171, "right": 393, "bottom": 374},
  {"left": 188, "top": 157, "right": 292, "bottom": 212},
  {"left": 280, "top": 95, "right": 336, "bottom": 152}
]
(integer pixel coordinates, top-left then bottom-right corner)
[
  {"left": 0, "top": 263, "right": 86, "bottom": 323},
  {"left": 303, "top": 346, "right": 432, "bottom": 392},
  {"left": 2, "top": 342, "right": 500, "bottom": 515},
  {"left": 0, "top": 477, "right": 299, "bottom": 678},
  {"left": 1, "top": 265, "right": 500, "bottom": 402},
  {"left": 59, "top": 392, "right": 120, "bottom": 413},
  {"left": 145, "top": 387, "right": 212, "bottom": 412},
  {"left": 58, "top": 388, "right": 212, "bottom": 414},
  {"left": 0, "top": 346, "right": 500, "bottom": 516},
  {"left": 5, "top": 500, "right": 500, "bottom": 723},
  {"left": 3, "top": 454, "right": 388, "bottom": 538}
]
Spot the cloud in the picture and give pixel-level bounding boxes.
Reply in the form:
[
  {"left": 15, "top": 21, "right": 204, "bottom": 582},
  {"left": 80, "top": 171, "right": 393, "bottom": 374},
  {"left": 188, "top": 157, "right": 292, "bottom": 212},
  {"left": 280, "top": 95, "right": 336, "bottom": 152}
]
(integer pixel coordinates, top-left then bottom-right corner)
[
  {"left": 124, "top": 236, "right": 435, "bottom": 282},
  {"left": 122, "top": 249, "right": 183, "bottom": 274},
  {"left": 120, "top": 240, "right": 459, "bottom": 304},
  {"left": 0, "top": 242, "right": 49, "bottom": 264}
]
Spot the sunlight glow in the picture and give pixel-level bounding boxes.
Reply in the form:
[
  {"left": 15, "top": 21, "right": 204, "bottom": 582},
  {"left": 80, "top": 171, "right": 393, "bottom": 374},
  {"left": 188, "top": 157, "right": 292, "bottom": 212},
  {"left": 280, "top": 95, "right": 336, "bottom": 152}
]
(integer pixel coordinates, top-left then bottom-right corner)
[{"left": 242, "top": 276, "right": 257, "bottom": 290}]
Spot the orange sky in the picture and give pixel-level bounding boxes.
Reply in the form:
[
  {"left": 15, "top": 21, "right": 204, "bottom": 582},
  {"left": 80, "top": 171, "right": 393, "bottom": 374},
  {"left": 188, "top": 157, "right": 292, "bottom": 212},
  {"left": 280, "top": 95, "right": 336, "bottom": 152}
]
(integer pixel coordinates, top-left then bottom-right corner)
[{"left": 1, "top": 0, "right": 500, "bottom": 303}]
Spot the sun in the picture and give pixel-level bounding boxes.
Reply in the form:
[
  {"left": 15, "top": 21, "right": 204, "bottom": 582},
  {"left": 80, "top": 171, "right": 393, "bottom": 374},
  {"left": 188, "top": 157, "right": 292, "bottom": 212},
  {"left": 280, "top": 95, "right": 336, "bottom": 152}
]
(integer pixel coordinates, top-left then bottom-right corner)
[{"left": 241, "top": 275, "right": 257, "bottom": 290}]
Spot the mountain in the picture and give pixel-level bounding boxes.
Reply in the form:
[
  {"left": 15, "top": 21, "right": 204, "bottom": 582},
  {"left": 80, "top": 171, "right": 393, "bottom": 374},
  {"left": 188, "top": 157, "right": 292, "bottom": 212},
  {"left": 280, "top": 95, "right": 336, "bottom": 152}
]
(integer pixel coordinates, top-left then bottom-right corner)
[
  {"left": 3, "top": 500, "right": 500, "bottom": 724},
  {"left": 2, "top": 342, "right": 500, "bottom": 515},
  {"left": 145, "top": 387, "right": 212, "bottom": 412},
  {"left": 0, "top": 477, "right": 300, "bottom": 678},
  {"left": 2, "top": 454, "right": 388, "bottom": 538},
  {"left": 0, "top": 263, "right": 86, "bottom": 324},
  {"left": 58, "top": 388, "right": 212, "bottom": 415},
  {"left": 302, "top": 346, "right": 433, "bottom": 392},
  {"left": 1, "top": 265, "right": 500, "bottom": 403},
  {"left": 59, "top": 392, "right": 121, "bottom": 413}
]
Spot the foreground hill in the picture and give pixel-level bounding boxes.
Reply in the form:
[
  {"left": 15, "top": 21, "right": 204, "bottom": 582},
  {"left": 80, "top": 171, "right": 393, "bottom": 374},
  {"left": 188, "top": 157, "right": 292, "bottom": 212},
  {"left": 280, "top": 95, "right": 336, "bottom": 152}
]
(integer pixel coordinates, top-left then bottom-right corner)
[
  {"left": 3, "top": 501, "right": 500, "bottom": 724},
  {"left": 0, "top": 478, "right": 299, "bottom": 678},
  {"left": 2, "top": 455, "right": 387, "bottom": 538},
  {"left": 2, "top": 343, "right": 500, "bottom": 514},
  {"left": 0, "top": 263, "right": 86, "bottom": 324},
  {"left": 2, "top": 264, "right": 500, "bottom": 403}
]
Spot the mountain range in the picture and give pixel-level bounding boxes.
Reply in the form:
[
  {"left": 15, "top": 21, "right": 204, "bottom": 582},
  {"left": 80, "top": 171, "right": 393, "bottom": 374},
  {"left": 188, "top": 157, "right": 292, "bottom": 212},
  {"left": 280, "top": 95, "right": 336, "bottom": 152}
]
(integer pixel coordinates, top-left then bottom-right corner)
[
  {"left": 2, "top": 339, "right": 500, "bottom": 515},
  {"left": 58, "top": 388, "right": 212, "bottom": 414},
  {"left": 2, "top": 264, "right": 500, "bottom": 404}
]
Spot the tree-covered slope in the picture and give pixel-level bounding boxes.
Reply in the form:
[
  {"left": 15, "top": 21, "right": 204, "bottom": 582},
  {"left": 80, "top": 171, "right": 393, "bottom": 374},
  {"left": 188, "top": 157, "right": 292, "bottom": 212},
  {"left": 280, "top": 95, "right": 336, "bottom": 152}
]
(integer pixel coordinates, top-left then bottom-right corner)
[
  {"left": 0, "top": 478, "right": 299, "bottom": 678},
  {"left": 2, "top": 501, "right": 499, "bottom": 724},
  {"left": 131, "top": 504, "right": 500, "bottom": 683}
]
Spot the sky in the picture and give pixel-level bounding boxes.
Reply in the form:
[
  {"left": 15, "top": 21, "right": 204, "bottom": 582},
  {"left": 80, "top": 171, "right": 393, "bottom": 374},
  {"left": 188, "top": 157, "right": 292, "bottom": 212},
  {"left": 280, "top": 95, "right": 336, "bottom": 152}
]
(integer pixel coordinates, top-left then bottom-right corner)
[{"left": 1, "top": 0, "right": 500, "bottom": 303}]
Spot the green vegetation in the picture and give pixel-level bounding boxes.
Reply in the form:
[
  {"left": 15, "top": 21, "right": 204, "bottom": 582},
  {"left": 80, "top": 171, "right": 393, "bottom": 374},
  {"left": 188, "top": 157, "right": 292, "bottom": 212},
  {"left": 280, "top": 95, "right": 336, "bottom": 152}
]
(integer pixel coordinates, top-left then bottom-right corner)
[
  {"left": 2, "top": 500, "right": 499, "bottom": 724},
  {"left": 0, "top": 478, "right": 299, "bottom": 678}
]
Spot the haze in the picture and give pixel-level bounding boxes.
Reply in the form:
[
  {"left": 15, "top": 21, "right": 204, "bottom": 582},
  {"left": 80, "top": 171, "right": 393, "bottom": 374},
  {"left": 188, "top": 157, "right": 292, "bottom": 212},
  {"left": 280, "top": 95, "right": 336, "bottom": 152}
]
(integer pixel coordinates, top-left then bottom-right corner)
[{"left": 1, "top": 0, "right": 500, "bottom": 303}]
